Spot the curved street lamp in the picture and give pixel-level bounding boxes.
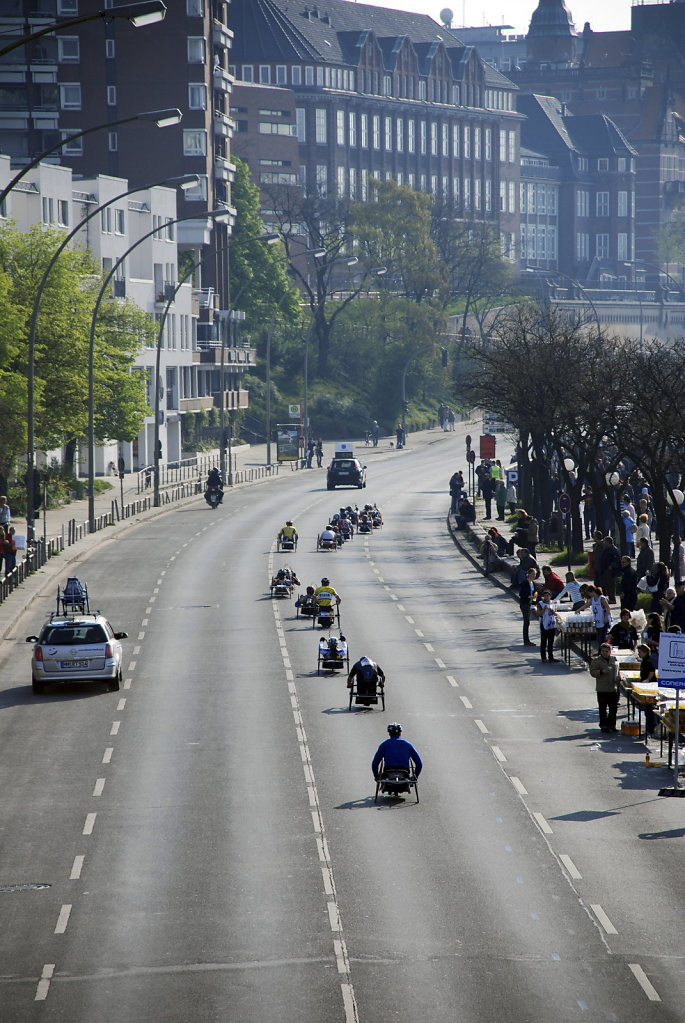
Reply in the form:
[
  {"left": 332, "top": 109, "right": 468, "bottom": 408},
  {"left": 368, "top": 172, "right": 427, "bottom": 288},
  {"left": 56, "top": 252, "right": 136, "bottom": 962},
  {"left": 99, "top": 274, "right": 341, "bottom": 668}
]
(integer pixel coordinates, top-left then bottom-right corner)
[
  {"left": 0, "top": 1, "right": 166, "bottom": 58},
  {"left": 87, "top": 208, "right": 232, "bottom": 531},
  {"left": 25, "top": 169, "right": 198, "bottom": 541},
  {"left": 0, "top": 108, "right": 182, "bottom": 207}
]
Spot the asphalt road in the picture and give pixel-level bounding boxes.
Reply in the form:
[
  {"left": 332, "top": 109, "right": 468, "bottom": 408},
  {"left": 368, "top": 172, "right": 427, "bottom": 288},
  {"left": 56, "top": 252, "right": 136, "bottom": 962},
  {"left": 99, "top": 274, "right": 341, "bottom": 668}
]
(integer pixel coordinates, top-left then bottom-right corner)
[{"left": 0, "top": 429, "right": 683, "bottom": 1022}]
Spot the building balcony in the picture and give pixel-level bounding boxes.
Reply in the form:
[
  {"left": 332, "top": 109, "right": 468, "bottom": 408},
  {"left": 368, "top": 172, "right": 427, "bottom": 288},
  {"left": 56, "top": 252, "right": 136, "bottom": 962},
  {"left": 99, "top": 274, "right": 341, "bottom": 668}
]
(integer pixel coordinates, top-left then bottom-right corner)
[
  {"left": 212, "top": 19, "right": 233, "bottom": 50},
  {"left": 215, "top": 155, "right": 235, "bottom": 183},
  {"left": 213, "top": 64, "right": 234, "bottom": 91},
  {"left": 214, "top": 388, "right": 249, "bottom": 411},
  {"left": 179, "top": 395, "right": 215, "bottom": 413},
  {"left": 214, "top": 109, "right": 234, "bottom": 139},
  {"left": 194, "top": 344, "right": 255, "bottom": 367}
]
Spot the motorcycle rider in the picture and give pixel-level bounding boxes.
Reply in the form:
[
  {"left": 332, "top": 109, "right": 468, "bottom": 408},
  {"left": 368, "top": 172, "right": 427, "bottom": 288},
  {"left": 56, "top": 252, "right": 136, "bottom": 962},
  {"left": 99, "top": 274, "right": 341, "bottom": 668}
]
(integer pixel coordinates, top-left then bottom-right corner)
[
  {"left": 372, "top": 723, "right": 422, "bottom": 793},
  {"left": 205, "top": 466, "right": 224, "bottom": 504}
]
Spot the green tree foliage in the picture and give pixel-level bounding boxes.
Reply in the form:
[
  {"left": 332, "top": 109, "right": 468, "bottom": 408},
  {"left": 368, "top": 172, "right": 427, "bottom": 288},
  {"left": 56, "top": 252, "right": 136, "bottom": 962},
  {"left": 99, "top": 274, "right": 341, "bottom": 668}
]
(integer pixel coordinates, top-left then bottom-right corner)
[
  {"left": 0, "top": 223, "right": 151, "bottom": 474},
  {"left": 351, "top": 178, "right": 447, "bottom": 303}
]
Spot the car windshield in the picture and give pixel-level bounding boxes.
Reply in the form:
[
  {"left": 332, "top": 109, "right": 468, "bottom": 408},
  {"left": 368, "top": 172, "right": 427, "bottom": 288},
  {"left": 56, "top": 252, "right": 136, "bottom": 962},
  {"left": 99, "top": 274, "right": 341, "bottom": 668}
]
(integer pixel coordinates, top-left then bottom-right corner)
[
  {"left": 335, "top": 460, "right": 355, "bottom": 469},
  {"left": 41, "top": 625, "right": 107, "bottom": 645}
]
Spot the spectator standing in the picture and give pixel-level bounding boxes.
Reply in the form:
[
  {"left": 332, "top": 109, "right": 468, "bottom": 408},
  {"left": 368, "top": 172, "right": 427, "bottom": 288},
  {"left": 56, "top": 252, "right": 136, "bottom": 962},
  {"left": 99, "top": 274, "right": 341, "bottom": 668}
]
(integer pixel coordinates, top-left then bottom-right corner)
[
  {"left": 671, "top": 535, "right": 685, "bottom": 583},
  {"left": 481, "top": 473, "right": 494, "bottom": 520},
  {"left": 588, "top": 585, "right": 612, "bottom": 648},
  {"left": 589, "top": 644, "right": 620, "bottom": 733},
  {"left": 555, "top": 571, "right": 585, "bottom": 610},
  {"left": 642, "top": 612, "right": 662, "bottom": 655},
  {"left": 537, "top": 589, "right": 560, "bottom": 662},
  {"left": 646, "top": 561, "right": 670, "bottom": 613},
  {"left": 526, "top": 514, "right": 539, "bottom": 557},
  {"left": 316, "top": 439, "right": 323, "bottom": 467},
  {"left": 637, "top": 643, "right": 659, "bottom": 734},
  {"left": 0, "top": 496, "right": 10, "bottom": 532},
  {"left": 636, "top": 536, "right": 655, "bottom": 581},
  {"left": 635, "top": 514, "right": 651, "bottom": 547},
  {"left": 3, "top": 526, "right": 17, "bottom": 578},
  {"left": 661, "top": 579, "right": 685, "bottom": 631},
  {"left": 395, "top": 424, "right": 405, "bottom": 449},
  {"left": 621, "top": 510, "right": 636, "bottom": 557},
  {"left": 511, "top": 548, "right": 540, "bottom": 587},
  {"left": 617, "top": 556, "right": 638, "bottom": 611},
  {"left": 495, "top": 480, "right": 507, "bottom": 521},
  {"left": 590, "top": 530, "right": 605, "bottom": 587},
  {"left": 506, "top": 479, "right": 517, "bottom": 515},
  {"left": 371, "top": 420, "right": 379, "bottom": 447},
  {"left": 449, "top": 471, "right": 462, "bottom": 515},
  {"left": 306, "top": 438, "right": 314, "bottom": 468},
  {"left": 519, "top": 567, "right": 538, "bottom": 647},
  {"left": 599, "top": 536, "right": 622, "bottom": 603}
]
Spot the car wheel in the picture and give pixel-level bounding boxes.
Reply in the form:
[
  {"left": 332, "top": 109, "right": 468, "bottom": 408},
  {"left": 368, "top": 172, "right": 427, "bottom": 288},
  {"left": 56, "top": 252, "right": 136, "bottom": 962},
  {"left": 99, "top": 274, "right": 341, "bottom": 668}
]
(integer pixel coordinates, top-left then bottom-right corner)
[
  {"left": 108, "top": 668, "right": 122, "bottom": 692},
  {"left": 32, "top": 678, "right": 46, "bottom": 695},
  {"left": 327, "top": 484, "right": 334, "bottom": 490}
]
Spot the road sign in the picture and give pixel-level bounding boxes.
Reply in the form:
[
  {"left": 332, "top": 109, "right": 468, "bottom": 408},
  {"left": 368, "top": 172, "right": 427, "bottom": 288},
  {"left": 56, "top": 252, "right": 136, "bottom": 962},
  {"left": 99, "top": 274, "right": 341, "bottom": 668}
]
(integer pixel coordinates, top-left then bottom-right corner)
[
  {"left": 288, "top": 404, "right": 300, "bottom": 419},
  {"left": 479, "top": 434, "right": 496, "bottom": 458},
  {"left": 558, "top": 492, "right": 571, "bottom": 514}
]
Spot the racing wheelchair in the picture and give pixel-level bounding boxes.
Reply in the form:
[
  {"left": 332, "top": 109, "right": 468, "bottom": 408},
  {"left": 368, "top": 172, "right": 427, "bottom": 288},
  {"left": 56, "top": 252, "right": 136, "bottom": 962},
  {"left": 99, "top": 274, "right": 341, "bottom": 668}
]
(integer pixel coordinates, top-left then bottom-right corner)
[
  {"left": 374, "top": 762, "right": 419, "bottom": 803},
  {"left": 317, "top": 636, "right": 349, "bottom": 675},
  {"left": 57, "top": 577, "right": 89, "bottom": 614}
]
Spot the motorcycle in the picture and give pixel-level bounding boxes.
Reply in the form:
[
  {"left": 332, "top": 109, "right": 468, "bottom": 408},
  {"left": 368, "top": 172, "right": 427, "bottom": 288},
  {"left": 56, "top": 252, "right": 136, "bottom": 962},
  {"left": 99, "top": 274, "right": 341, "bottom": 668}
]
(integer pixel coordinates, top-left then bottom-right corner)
[{"left": 205, "top": 485, "right": 222, "bottom": 508}]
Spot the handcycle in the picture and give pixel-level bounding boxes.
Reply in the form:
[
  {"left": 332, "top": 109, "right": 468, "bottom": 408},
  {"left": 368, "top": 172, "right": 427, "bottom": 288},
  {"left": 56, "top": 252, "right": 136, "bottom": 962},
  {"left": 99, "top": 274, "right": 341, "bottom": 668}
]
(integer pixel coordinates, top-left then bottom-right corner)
[
  {"left": 317, "top": 532, "right": 339, "bottom": 552},
  {"left": 277, "top": 533, "right": 298, "bottom": 553},
  {"left": 57, "top": 577, "right": 89, "bottom": 614},
  {"left": 317, "top": 640, "right": 349, "bottom": 675},
  {"left": 373, "top": 761, "right": 419, "bottom": 803},
  {"left": 295, "top": 592, "right": 318, "bottom": 618},
  {"left": 270, "top": 573, "right": 294, "bottom": 598},
  {"left": 312, "top": 601, "right": 341, "bottom": 630},
  {"left": 348, "top": 673, "right": 385, "bottom": 711}
]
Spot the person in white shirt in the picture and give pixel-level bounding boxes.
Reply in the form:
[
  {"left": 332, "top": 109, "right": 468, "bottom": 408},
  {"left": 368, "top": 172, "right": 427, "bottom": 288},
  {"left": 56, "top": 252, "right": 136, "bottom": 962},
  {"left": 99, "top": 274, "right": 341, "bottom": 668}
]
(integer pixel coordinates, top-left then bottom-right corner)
[{"left": 554, "top": 571, "right": 584, "bottom": 610}]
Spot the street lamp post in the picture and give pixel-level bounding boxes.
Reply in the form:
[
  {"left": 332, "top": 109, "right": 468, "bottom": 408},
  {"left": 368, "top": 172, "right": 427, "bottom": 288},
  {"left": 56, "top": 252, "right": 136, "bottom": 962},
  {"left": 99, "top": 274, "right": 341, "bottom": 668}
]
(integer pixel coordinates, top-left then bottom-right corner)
[
  {"left": 25, "top": 169, "right": 198, "bottom": 542},
  {"left": 265, "top": 288, "right": 294, "bottom": 467},
  {"left": 0, "top": 1, "right": 166, "bottom": 58},
  {"left": 88, "top": 208, "right": 232, "bottom": 532}
]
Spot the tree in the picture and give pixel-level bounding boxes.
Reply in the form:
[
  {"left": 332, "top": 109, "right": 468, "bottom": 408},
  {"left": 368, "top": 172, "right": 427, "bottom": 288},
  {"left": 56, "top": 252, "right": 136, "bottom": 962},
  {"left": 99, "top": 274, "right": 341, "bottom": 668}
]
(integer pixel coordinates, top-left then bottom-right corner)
[
  {"left": 351, "top": 178, "right": 448, "bottom": 303},
  {"left": 227, "top": 157, "right": 299, "bottom": 330}
]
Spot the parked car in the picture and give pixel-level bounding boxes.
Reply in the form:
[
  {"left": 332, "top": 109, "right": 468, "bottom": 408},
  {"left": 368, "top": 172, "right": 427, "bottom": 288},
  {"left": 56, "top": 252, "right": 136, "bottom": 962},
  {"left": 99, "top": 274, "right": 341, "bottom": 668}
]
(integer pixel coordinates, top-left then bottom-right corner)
[
  {"left": 327, "top": 457, "right": 367, "bottom": 490},
  {"left": 26, "top": 613, "right": 128, "bottom": 695}
]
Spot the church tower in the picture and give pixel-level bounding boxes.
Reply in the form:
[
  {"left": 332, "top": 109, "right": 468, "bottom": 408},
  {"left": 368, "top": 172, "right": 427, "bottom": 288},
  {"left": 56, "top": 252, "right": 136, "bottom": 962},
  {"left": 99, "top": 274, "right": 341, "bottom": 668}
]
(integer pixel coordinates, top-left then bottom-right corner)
[{"left": 526, "top": 0, "right": 578, "bottom": 65}]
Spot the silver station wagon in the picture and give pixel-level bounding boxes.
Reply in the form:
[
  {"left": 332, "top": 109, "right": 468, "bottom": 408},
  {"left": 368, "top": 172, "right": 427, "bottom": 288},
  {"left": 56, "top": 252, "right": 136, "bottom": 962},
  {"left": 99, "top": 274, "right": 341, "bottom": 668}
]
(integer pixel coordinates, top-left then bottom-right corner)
[{"left": 27, "top": 614, "right": 128, "bottom": 695}]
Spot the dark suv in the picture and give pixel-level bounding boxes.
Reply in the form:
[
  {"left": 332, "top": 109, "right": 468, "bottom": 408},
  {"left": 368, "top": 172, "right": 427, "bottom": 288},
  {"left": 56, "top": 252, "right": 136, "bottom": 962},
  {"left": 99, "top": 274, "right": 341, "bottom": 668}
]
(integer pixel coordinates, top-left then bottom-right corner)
[{"left": 327, "top": 457, "right": 367, "bottom": 490}]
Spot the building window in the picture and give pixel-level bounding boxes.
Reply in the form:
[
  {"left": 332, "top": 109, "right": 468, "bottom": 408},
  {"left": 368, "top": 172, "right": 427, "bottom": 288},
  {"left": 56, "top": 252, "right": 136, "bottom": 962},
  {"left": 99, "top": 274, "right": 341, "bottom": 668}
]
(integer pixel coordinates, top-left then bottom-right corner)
[
  {"left": 464, "top": 125, "right": 471, "bottom": 159},
  {"left": 316, "top": 164, "right": 327, "bottom": 197},
  {"left": 336, "top": 110, "right": 345, "bottom": 145},
  {"left": 188, "top": 84, "right": 207, "bottom": 109},
  {"left": 183, "top": 129, "right": 207, "bottom": 155},
  {"left": 349, "top": 111, "right": 357, "bottom": 147},
  {"left": 187, "top": 37, "right": 205, "bottom": 63},
  {"left": 485, "top": 127, "right": 492, "bottom": 161},
  {"left": 464, "top": 178, "right": 471, "bottom": 209},
  {"left": 100, "top": 207, "right": 111, "bottom": 233},
  {"left": 499, "top": 180, "right": 506, "bottom": 212},
  {"left": 617, "top": 233, "right": 628, "bottom": 261},
  {"left": 337, "top": 166, "right": 346, "bottom": 197},
  {"left": 61, "top": 130, "right": 83, "bottom": 154},
  {"left": 596, "top": 191, "right": 609, "bottom": 217},
  {"left": 475, "top": 178, "right": 481, "bottom": 209},
  {"left": 295, "top": 107, "right": 306, "bottom": 142},
  {"left": 187, "top": 0, "right": 203, "bottom": 13},
  {"left": 453, "top": 123, "right": 460, "bottom": 158},
  {"left": 60, "top": 84, "right": 81, "bottom": 109},
  {"left": 508, "top": 181, "right": 516, "bottom": 213},
  {"left": 58, "top": 0, "right": 78, "bottom": 12},
  {"left": 396, "top": 117, "right": 403, "bottom": 152},
  {"left": 453, "top": 177, "right": 460, "bottom": 205},
  {"left": 372, "top": 115, "right": 380, "bottom": 149},
  {"left": 349, "top": 167, "right": 357, "bottom": 199},
  {"left": 618, "top": 191, "right": 628, "bottom": 217},
  {"left": 115, "top": 209, "right": 125, "bottom": 234},
  {"left": 384, "top": 74, "right": 392, "bottom": 96},
  {"left": 305, "top": 66, "right": 314, "bottom": 85},
  {"left": 576, "top": 232, "right": 589, "bottom": 261},
  {"left": 108, "top": 130, "right": 117, "bottom": 151},
  {"left": 107, "top": 85, "right": 116, "bottom": 105},
  {"left": 259, "top": 65, "right": 271, "bottom": 85},
  {"left": 315, "top": 108, "right": 327, "bottom": 144},
  {"left": 485, "top": 179, "right": 492, "bottom": 211},
  {"left": 420, "top": 120, "right": 426, "bottom": 155},
  {"left": 499, "top": 131, "right": 506, "bottom": 162},
  {"left": 597, "top": 157, "right": 609, "bottom": 171},
  {"left": 276, "top": 65, "right": 287, "bottom": 85},
  {"left": 361, "top": 113, "right": 368, "bottom": 148},
  {"left": 407, "top": 118, "right": 415, "bottom": 153},
  {"left": 57, "top": 199, "right": 69, "bottom": 226},
  {"left": 57, "top": 36, "right": 79, "bottom": 62},
  {"left": 508, "top": 131, "right": 516, "bottom": 163},
  {"left": 384, "top": 116, "right": 392, "bottom": 151},
  {"left": 242, "top": 65, "right": 254, "bottom": 83},
  {"left": 292, "top": 66, "right": 301, "bottom": 85},
  {"left": 474, "top": 126, "right": 481, "bottom": 160},
  {"left": 430, "top": 122, "right": 437, "bottom": 156},
  {"left": 576, "top": 190, "right": 589, "bottom": 217},
  {"left": 596, "top": 233, "right": 610, "bottom": 259},
  {"left": 361, "top": 168, "right": 369, "bottom": 200}
]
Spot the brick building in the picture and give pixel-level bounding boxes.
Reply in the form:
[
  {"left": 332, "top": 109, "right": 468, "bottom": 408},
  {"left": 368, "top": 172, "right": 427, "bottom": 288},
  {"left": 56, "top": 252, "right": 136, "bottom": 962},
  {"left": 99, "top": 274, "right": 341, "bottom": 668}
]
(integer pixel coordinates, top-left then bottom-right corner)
[{"left": 229, "top": 0, "right": 523, "bottom": 263}]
